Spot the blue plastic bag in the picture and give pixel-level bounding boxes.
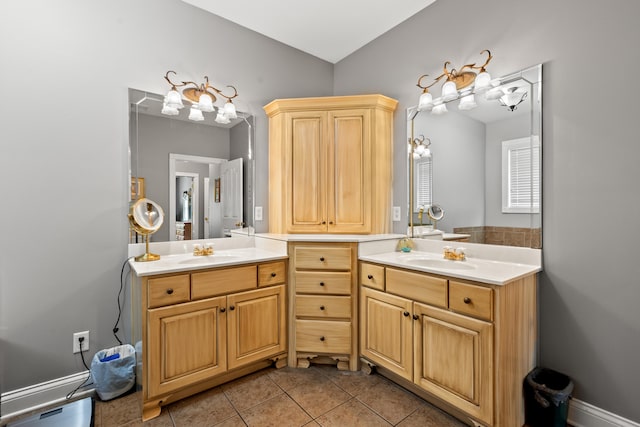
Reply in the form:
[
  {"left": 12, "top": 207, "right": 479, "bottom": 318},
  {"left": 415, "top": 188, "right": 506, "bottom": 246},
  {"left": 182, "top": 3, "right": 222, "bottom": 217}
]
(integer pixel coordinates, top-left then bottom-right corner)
[{"left": 90, "top": 344, "right": 136, "bottom": 401}]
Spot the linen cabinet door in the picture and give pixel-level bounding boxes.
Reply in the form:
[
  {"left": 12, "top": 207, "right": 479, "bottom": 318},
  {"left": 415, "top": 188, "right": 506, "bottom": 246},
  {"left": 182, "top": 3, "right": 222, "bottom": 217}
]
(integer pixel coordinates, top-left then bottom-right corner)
[
  {"left": 147, "top": 297, "right": 227, "bottom": 398},
  {"left": 226, "top": 285, "right": 287, "bottom": 369},
  {"left": 286, "top": 111, "right": 328, "bottom": 233},
  {"left": 360, "top": 287, "right": 413, "bottom": 381},
  {"left": 413, "top": 302, "right": 493, "bottom": 426},
  {"left": 327, "top": 109, "right": 372, "bottom": 234}
]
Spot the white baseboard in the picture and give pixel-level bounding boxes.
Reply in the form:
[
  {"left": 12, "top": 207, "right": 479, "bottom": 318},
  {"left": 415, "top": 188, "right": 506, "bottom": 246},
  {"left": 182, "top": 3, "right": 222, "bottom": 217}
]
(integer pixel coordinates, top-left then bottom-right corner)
[
  {"left": 0, "top": 371, "right": 94, "bottom": 424},
  {"left": 569, "top": 398, "right": 640, "bottom": 427}
]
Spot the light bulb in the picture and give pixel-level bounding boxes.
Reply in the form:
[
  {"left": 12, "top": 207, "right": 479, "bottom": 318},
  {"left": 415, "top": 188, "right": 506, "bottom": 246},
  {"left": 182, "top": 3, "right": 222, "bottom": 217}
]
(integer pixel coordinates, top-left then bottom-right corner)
[
  {"left": 442, "top": 80, "right": 458, "bottom": 102},
  {"left": 165, "top": 89, "right": 184, "bottom": 109},
  {"left": 418, "top": 92, "right": 433, "bottom": 111},
  {"left": 223, "top": 101, "right": 237, "bottom": 119},
  {"left": 189, "top": 106, "right": 204, "bottom": 121},
  {"left": 431, "top": 103, "right": 448, "bottom": 115},
  {"left": 198, "top": 93, "right": 214, "bottom": 112},
  {"left": 161, "top": 103, "right": 179, "bottom": 116},
  {"left": 458, "top": 94, "right": 477, "bottom": 111},
  {"left": 474, "top": 71, "right": 491, "bottom": 92}
]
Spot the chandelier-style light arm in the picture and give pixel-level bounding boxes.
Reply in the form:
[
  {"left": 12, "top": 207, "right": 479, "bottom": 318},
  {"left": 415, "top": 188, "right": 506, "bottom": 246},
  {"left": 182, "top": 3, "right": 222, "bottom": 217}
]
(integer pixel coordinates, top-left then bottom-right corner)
[{"left": 417, "top": 73, "right": 448, "bottom": 93}]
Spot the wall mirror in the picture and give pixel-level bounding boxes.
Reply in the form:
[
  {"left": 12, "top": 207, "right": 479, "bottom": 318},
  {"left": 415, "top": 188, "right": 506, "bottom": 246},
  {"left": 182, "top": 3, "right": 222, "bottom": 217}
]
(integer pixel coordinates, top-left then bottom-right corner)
[
  {"left": 129, "top": 88, "right": 254, "bottom": 243},
  {"left": 407, "top": 64, "right": 542, "bottom": 248}
]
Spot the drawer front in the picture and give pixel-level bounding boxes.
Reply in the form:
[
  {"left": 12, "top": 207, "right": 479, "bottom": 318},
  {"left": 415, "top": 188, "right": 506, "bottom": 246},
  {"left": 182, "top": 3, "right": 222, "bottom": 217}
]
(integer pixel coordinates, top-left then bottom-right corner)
[
  {"left": 294, "top": 247, "right": 351, "bottom": 270},
  {"left": 449, "top": 281, "right": 493, "bottom": 321},
  {"left": 295, "top": 320, "right": 351, "bottom": 353},
  {"left": 295, "top": 271, "right": 351, "bottom": 295},
  {"left": 360, "top": 262, "right": 385, "bottom": 291},
  {"left": 296, "top": 295, "right": 351, "bottom": 319},
  {"left": 258, "top": 261, "right": 286, "bottom": 287},
  {"left": 386, "top": 268, "right": 448, "bottom": 308},
  {"left": 148, "top": 274, "right": 190, "bottom": 308},
  {"left": 191, "top": 265, "right": 257, "bottom": 300}
]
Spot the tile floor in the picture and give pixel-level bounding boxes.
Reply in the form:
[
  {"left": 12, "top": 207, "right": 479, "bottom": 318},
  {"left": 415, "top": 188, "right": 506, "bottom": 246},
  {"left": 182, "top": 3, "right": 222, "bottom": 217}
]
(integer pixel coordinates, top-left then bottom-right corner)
[{"left": 91, "top": 365, "right": 467, "bottom": 427}]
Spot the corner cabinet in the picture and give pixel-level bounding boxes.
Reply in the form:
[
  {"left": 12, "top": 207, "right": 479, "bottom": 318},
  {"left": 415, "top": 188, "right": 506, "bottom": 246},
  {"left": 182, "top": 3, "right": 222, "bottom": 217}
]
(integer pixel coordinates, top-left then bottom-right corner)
[
  {"left": 133, "top": 261, "right": 287, "bottom": 421},
  {"left": 264, "top": 95, "right": 398, "bottom": 234},
  {"left": 360, "top": 263, "right": 537, "bottom": 427}
]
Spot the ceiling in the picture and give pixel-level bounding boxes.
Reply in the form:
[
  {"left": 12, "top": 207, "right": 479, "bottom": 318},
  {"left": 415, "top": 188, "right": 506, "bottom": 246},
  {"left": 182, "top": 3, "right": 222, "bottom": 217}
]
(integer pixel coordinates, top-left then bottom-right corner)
[{"left": 181, "top": 0, "right": 437, "bottom": 64}]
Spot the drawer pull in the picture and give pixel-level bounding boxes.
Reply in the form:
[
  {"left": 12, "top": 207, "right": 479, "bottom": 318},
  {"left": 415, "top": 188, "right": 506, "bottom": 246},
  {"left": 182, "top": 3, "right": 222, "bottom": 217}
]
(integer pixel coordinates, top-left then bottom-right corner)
[
  {"left": 319, "top": 282, "right": 325, "bottom": 286},
  {"left": 320, "top": 305, "right": 325, "bottom": 310},
  {"left": 322, "top": 221, "right": 326, "bottom": 225},
  {"left": 166, "top": 288, "right": 174, "bottom": 295},
  {"left": 320, "top": 336, "right": 325, "bottom": 341},
  {"left": 329, "top": 221, "right": 334, "bottom": 224},
  {"left": 403, "top": 311, "right": 410, "bottom": 317},
  {"left": 220, "top": 307, "right": 226, "bottom": 313},
  {"left": 271, "top": 272, "right": 277, "bottom": 277},
  {"left": 320, "top": 257, "right": 325, "bottom": 262},
  {"left": 229, "top": 305, "right": 236, "bottom": 311},
  {"left": 413, "top": 314, "right": 419, "bottom": 320},
  {"left": 463, "top": 297, "right": 472, "bottom": 304},
  {"left": 367, "top": 274, "right": 373, "bottom": 280}
]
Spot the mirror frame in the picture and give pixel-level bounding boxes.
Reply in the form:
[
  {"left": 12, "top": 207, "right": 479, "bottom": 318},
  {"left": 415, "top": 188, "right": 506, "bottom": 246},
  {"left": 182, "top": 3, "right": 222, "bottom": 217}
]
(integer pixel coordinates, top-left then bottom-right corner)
[
  {"left": 128, "top": 88, "right": 255, "bottom": 242},
  {"left": 407, "top": 64, "right": 542, "bottom": 248}
]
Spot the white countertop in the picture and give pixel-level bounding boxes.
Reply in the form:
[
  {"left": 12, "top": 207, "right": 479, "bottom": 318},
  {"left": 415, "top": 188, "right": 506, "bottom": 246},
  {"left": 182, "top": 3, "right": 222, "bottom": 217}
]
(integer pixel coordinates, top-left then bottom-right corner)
[
  {"left": 359, "top": 249, "right": 541, "bottom": 285},
  {"left": 129, "top": 247, "right": 288, "bottom": 277},
  {"left": 255, "top": 233, "right": 405, "bottom": 242}
]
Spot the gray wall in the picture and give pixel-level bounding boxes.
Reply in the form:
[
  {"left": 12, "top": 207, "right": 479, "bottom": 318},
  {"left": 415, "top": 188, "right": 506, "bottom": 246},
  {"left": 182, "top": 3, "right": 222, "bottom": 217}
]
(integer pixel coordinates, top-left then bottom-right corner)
[
  {"left": 0, "top": 0, "right": 332, "bottom": 394},
  {"left": 334, "top": 0, "right": 640, "bottom": 421}
]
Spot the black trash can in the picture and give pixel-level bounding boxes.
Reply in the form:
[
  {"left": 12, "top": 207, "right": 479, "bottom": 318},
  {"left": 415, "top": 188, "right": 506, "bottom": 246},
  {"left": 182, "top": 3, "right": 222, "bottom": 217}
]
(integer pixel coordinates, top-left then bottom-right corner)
[{"left": 524, "top": 367, "right": 573, "bottom": 427}]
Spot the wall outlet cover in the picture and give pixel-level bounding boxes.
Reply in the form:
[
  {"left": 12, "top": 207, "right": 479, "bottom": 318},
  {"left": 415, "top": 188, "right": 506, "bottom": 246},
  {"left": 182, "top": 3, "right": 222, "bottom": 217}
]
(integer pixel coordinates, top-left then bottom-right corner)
[
  {"left": 393, "top": 206, "right": 401, "bottom": 222},
  {"left": 255, "top": 206, "right": 263, "bottom": 221},
  {"left": 73, "top": 331, "right": 89, "bottom": 353}
]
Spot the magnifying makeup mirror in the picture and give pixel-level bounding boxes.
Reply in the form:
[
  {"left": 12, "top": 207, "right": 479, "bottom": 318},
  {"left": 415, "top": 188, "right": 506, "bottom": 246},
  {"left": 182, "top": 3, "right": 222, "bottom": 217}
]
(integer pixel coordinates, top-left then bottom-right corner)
[
  {"left": 128, "top": 198, "right": 165, "bottom": 262},
  {"left": 427, "top": 204, "right": 445, "bottom": 231}
]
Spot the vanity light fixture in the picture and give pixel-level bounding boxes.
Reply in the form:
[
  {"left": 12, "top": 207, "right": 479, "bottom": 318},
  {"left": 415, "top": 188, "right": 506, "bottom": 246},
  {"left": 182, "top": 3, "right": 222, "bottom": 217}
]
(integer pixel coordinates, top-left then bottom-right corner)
[
  {"left": 409, "top": 134, "right": 431, "bottom": 159},
  {"left": 162, "top": 70, "right": 239, "bottom": 123},
  {"left": 416, "top": 49, "right": 493, "bottom": 113}
]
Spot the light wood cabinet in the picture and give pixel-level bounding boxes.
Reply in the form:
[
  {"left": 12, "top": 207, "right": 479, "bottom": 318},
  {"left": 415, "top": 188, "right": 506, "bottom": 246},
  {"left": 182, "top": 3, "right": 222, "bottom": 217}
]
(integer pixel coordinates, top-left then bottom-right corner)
[
  {"left": 265, "top": 95, "right": 397, "bottom": 234},
  {"left": 289, "top": 242, "right": 358, "bottom": 370},
  {"left": 134, "top": 261, "right": 287, "bottom": 421},
  {"left": 359, "top": 262, "right": 537, "bottom": 427}
]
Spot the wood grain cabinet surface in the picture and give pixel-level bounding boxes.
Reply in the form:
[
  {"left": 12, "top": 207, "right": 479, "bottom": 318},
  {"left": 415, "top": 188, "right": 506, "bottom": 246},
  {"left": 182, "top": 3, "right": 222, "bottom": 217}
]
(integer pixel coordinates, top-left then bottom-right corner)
[
  {"left": 265, "top": 95, "right": 397, "bottom": 235},
  {"left": 359, "top": 261, "right": 537, "bottom": 427},
  {"left": 132, "top": 261, "right": 287, "bottom": 421}
]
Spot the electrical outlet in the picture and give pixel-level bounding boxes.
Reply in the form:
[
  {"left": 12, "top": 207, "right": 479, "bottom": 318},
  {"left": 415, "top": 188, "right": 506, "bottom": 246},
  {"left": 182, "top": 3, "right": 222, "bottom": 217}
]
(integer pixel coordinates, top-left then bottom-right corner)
[
  {"left": 73, "top": 331, "right": 89, "bottom": 354},
  {"left": 255, "top": 206, "right": 263, "bottom": 221},
  {"left": 393, "top": 206, "right": 401, "bottom": 222}
]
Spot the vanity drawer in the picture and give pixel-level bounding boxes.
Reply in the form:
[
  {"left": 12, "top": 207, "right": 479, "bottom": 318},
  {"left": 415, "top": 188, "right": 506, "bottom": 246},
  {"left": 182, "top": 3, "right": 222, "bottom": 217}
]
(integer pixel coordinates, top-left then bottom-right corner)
[
  {"left": 191, "top": 265, "right": 257, "bottom": 300},
  {"left": 295, "top": 320, "right": 351, "bottom": 353},
  {"left": 449, "top": 281, "right": 493, "bottom": 321},
  {"left": 147, "top": 274, "right": 190, "bottom": 308},
  {"left": 360, "top": 262, "right": 385, "bottom": 290},
  {"left": 295, "top": 271, "right": 351, "bottom": 295},
  {"left": 296, "top": 295, "right": 351, "bottom": 319},
  {"left": 386, "top": 268, "right": 447, "bottom": 308},
  {"left": 294, "top": 246, "right": 351, "bottom": 270},
  {"left": 258, "top": 261, "right": 286, "bottom": 287}
]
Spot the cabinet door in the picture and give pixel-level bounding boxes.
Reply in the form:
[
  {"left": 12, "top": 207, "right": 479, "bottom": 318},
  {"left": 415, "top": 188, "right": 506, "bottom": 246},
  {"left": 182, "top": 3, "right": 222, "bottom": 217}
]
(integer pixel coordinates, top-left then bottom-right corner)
[
  {"left": 413, "top": 302, "right": 493, "bottom": 426},
  {"left": 360, "top": 287, "right": 413, "bottom": 381},
  {"left": 327, "top": 109, "right": 372, "bottom": 233},
  {"left": 147, "top": 297, "right": 227, "bottom": 398},
  {"left": 227, "top": 285, "right": 286, "bottom": 370},
  {"left": 286, "top": 111, "right": 328, "bottom": 233}
]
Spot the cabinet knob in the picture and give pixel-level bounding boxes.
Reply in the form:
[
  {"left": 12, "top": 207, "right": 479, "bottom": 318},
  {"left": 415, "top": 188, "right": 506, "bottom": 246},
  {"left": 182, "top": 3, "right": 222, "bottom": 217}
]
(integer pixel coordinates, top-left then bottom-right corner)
[
  {"left": 367, "top": 274, "right": 373, "bottom": 280},
  {"left": 463, "top": 297, "right": 472, "bottom": 304},
  {"left": 329, "top": 221, "right": 334, "bottom": 225},
  {"left": 220, "top": 307, "right": 226, "bottom": 313},
  {"left": 403, "top": 311, "right": 410, "bottom": 317},
  {"left": 413, "top": 314, "right": 419, "bottom": 320},
  {"left": 320, "top": 305, "right": 325, "bottom": 310},
  {"left": 319, "top": 282, "right": 325, "bottom": 286},
  {"left": 320, "top": 336, "right": 325, "bottom": 341},
  {"left": 320, "top": 257, "right": 325, "bottom": 262},
  {"left": 271, "top": 272, "right": 277, "bottom": 277},
  {"left": 322, "top": 221, "right": 326, "bottom": 225},
  {"left": 229, "top": 305, "right": 235, "bottom": 311},
  {"left": 166, "top": 288, "right": 174, "bottom": 295}
]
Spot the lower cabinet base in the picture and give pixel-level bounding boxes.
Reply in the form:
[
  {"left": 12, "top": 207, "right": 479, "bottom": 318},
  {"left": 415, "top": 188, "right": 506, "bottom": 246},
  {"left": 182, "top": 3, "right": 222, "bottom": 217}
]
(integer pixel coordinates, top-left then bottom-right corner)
[
  {"left": 362, "top": 361, "right": 487, "bottom": 427},
  {"left": 296, "top": 353, "right": 352, "bottom": 371},
  {"left": 142, "top": 354, "right": 286, "bottom": 421}
]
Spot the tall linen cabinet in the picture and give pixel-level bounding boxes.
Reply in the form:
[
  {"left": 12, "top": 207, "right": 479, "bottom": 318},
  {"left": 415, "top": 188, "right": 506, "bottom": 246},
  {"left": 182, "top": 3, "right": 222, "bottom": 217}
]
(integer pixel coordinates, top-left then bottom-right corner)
[{"left": 264, "top": 95, "right": 398, "bottom": 234}]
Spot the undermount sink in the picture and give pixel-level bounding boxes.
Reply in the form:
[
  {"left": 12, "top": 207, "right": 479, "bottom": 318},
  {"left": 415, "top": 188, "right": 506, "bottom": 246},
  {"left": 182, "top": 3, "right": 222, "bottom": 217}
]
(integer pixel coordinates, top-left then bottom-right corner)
[
  {"left": 178, "top": 254, "right": 239, "bottom": 265},
  {"left": 403, "top": 257, "right": 477, "bottom": 271}
]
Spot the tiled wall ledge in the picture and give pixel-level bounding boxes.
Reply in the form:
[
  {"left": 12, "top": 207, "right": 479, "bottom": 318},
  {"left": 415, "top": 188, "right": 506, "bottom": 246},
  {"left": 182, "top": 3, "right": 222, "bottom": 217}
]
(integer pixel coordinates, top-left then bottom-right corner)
[{"left": 454, "top": 226, "right": 541, "bottom": 249}]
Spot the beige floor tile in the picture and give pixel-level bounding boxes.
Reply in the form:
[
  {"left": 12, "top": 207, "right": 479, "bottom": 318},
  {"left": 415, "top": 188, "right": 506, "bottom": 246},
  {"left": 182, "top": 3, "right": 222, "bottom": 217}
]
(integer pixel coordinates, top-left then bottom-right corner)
[
  {"left": 120, "top": 411, "right": 174, "bottom": 427},
  {"left": 396, "top": 405, "right": 467, "bottom": 427},
  {"left": 321, "top": 368, "right": 384, "bottom": 397},
  {"left": 97, "top": 392, "right": 142, "bottom": 427},
  {"left": 169, "top": 387, "right": 237, "bottom": 427},
  {"left": 239, "top": 393, "right": 312, "bottom": 427},
  {"left": 267, "top": 367, "right": 326, "bottom": 392},
  {"left": 315, "top": 398, "right": 391, "bottom": 427},
  {"left": 213, "top": 414, "right": 249, "bottom": 427},
  {"left": 287, "top": 376, "right": 351, "bottom": 418},
  {"left": 356, "top": 379, "right": 424, "bottom": 425},
  {"left": 221, "top": 370, "right": 284, "bottom": 412}
]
